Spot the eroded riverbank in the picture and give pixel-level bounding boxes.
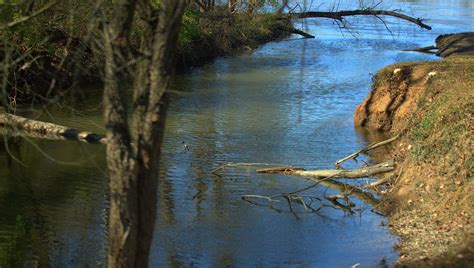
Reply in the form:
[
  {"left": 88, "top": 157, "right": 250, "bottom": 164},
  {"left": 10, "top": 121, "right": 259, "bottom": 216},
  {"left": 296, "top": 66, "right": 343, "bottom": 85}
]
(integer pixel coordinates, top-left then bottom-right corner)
[{"left": 355, "top": 52, "right": 474, "bottom": 266}]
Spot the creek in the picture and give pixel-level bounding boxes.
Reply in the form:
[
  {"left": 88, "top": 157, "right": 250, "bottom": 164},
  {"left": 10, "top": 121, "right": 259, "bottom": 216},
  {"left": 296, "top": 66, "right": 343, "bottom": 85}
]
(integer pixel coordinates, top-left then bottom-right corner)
[{"left": 0, "top": 0, "right": 472, "bottom": 266}]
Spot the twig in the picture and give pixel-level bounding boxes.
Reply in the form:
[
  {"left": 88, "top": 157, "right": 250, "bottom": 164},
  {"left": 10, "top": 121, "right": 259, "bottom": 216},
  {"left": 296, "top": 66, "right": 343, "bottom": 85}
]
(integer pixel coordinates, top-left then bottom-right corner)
[
  {"left": 241, "top": 194, "right": 281, "bottom": 202},
  {"left": 0, "top": 1, "right": 59, "bottom": 30},
  {"left": 335, "top": 134, "right": 399, "bottom": 168},
  {"left": 364, "top": 177, "right": 390, "bottom": 188},
  {"left": 211, "top": 162, "right": 291, "bottom": 175}
]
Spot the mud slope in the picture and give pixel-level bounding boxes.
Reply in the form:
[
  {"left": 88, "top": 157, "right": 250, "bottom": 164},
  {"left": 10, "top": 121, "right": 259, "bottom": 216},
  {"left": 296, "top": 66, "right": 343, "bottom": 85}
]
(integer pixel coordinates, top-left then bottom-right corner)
[{"left": 355, "top": 56, "right": 474, "bottom": 267}]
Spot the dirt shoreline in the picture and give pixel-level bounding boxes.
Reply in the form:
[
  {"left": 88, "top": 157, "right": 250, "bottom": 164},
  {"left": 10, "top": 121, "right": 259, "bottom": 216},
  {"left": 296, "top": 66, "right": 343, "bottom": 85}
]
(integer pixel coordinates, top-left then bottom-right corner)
[{"left": 354, "top": 33, "right": 474, "bottom": 267}]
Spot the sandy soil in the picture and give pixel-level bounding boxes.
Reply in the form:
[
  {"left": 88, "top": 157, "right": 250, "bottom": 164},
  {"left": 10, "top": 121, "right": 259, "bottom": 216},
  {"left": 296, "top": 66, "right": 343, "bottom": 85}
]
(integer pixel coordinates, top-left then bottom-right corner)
[{"left": 354, "top": 53, "right": 474, "bottom": 267}]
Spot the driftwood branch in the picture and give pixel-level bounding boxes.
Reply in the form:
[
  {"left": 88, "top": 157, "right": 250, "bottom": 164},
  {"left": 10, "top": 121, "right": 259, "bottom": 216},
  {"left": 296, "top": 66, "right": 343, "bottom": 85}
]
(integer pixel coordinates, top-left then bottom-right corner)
[
  {"left": 335, "top": 134, "right": 399, "bottom": 167},
  {"left": 258, "top": 160, "right": 394, "bottom": 179},
  {"left": 0, "top": 112, "right": 106, "bottom": 143},
  {"left": 287, "top": 10, "right": 432, "bottom": 30}
]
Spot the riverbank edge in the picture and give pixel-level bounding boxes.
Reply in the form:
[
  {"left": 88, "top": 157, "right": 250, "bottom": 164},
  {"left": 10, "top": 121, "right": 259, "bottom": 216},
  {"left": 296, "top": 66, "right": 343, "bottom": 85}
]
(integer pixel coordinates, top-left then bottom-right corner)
[
  {"left": 4, "top": 8, "right": 293, "bottom": 103},
  {"left": 354, "top": 52, "right": 473, "bottom": 266}
]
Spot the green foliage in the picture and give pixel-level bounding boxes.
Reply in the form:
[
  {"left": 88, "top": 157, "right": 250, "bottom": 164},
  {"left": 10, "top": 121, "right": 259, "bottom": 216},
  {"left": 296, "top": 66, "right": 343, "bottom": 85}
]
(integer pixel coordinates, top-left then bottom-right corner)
[
  {"left": 179, "top": 10, "right": 203, "bottom": 47},
  {"left": 411, "top": 108, "right": 437, "bottom": 142},
  {"left": 409, "top": 72, "right": 473, "bottom": 163}
]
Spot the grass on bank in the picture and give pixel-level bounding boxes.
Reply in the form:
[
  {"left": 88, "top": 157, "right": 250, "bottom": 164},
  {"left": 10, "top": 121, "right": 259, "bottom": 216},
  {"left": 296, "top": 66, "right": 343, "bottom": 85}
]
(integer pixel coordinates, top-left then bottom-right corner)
[{"left": 404, "top": 56, "right": 473, "bottom": 180}]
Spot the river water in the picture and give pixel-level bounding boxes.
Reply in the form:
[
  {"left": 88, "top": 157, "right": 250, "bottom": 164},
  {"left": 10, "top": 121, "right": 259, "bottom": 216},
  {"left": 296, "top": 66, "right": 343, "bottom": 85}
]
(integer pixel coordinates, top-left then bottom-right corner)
[{"left": 0, "top": 0, "right": 473, "bottom": 266}]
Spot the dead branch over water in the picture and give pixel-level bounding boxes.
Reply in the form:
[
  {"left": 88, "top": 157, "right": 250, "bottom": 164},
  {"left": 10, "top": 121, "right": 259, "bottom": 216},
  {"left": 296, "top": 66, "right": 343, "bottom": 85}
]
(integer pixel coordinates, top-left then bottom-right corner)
[{"left": 287, "top": 10, "right": 432, "bottom": 30}]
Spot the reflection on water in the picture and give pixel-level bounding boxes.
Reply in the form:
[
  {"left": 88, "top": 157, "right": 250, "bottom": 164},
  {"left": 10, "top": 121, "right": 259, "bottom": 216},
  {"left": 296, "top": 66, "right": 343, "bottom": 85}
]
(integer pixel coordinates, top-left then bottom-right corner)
[{"left": 0, "top": 0, "right": 473, "bottom": 266}]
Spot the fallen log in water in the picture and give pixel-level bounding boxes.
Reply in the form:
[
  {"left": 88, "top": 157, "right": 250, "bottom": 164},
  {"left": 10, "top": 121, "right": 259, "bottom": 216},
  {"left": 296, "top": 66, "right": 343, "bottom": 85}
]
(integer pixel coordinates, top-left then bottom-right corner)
[
  {"left": 257, "top": 160, "right": 395, "bottom": 179},
  {"left": 0, "top": 112, "right": 106, "bottom": 143}
]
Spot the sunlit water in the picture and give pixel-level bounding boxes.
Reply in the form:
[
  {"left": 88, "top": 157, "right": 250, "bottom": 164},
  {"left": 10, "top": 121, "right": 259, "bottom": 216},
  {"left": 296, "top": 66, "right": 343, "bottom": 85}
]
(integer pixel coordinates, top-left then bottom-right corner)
[{"left": 0, "top": 0, "right": 472, "bottom": 266}]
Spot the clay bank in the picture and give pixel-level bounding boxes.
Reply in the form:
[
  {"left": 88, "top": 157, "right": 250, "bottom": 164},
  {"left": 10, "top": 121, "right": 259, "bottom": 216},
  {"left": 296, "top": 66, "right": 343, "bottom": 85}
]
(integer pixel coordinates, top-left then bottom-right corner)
[{"left": 355, "top": 32, "right": 474, "bottom": 267}]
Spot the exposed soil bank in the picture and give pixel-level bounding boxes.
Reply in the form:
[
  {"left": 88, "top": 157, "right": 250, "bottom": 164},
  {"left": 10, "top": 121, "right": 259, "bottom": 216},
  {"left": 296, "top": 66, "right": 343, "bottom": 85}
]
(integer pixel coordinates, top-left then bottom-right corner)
[{"left": 355, "top": 51, "right": 473, "bottom": 266}]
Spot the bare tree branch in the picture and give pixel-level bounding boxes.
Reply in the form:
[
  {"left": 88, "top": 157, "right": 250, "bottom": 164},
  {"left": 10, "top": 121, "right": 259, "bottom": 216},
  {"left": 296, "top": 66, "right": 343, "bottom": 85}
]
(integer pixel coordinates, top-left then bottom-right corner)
[
  {"left": 335, "top": 134, "right": 399, "bottom": 168},
  {"left": 287, "top": 9, "right": 432, "bottom": 30},
  {"left": 258, "top": 160, "right": 395, "bottom": 179},
  {"left": 0, "top": 0, "right": 59, "bottom": 30}
]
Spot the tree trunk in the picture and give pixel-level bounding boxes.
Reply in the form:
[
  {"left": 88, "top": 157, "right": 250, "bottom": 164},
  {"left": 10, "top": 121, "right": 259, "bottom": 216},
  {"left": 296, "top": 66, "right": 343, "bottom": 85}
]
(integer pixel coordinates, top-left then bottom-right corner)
[
  {"left": 103, "top": 0, "right": 139, "bottom": 266},
  {"left": 103, "top": 0, "right": 185, "bottom": 267},
  {"left": 132, "top": 1, "right": 185, "bottom": 266}
]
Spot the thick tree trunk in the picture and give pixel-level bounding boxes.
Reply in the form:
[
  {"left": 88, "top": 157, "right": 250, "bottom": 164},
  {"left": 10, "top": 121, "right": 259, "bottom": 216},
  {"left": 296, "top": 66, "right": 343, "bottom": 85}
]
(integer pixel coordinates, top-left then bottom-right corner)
[
  {"left": 103, "top": 0, "right": 185, "bottom": 267},
  {"left": 132, "top": 1, "right": 185, "bottom": 265},
  {"left": 103, "top": 0, "right": 139, "bottom": 267}
]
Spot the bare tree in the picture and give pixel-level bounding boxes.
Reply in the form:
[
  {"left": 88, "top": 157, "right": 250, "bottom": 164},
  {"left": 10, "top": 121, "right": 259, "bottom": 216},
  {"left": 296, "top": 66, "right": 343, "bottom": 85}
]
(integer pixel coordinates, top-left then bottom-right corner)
[{"left": 103, "top": 0, "right": 185, "bottom": 266}]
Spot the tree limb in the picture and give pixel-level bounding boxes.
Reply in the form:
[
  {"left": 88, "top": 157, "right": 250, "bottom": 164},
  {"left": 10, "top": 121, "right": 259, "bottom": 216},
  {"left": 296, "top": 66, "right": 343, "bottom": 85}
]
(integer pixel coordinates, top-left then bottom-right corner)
[
  {"left": 258, "top": 160, "right": 395, "bottom": 179},
  {"left": 290, "top": 27, "right": 315, "bottom": 38},
  {"left": 0, "top": 0, "right": 59, "bottom": 30},
  {"left": 335, "top": 134, "right": 399, "bottom": 168},
  {"left": 287, "top": 10, "right": 432, "bottom": 30}
]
